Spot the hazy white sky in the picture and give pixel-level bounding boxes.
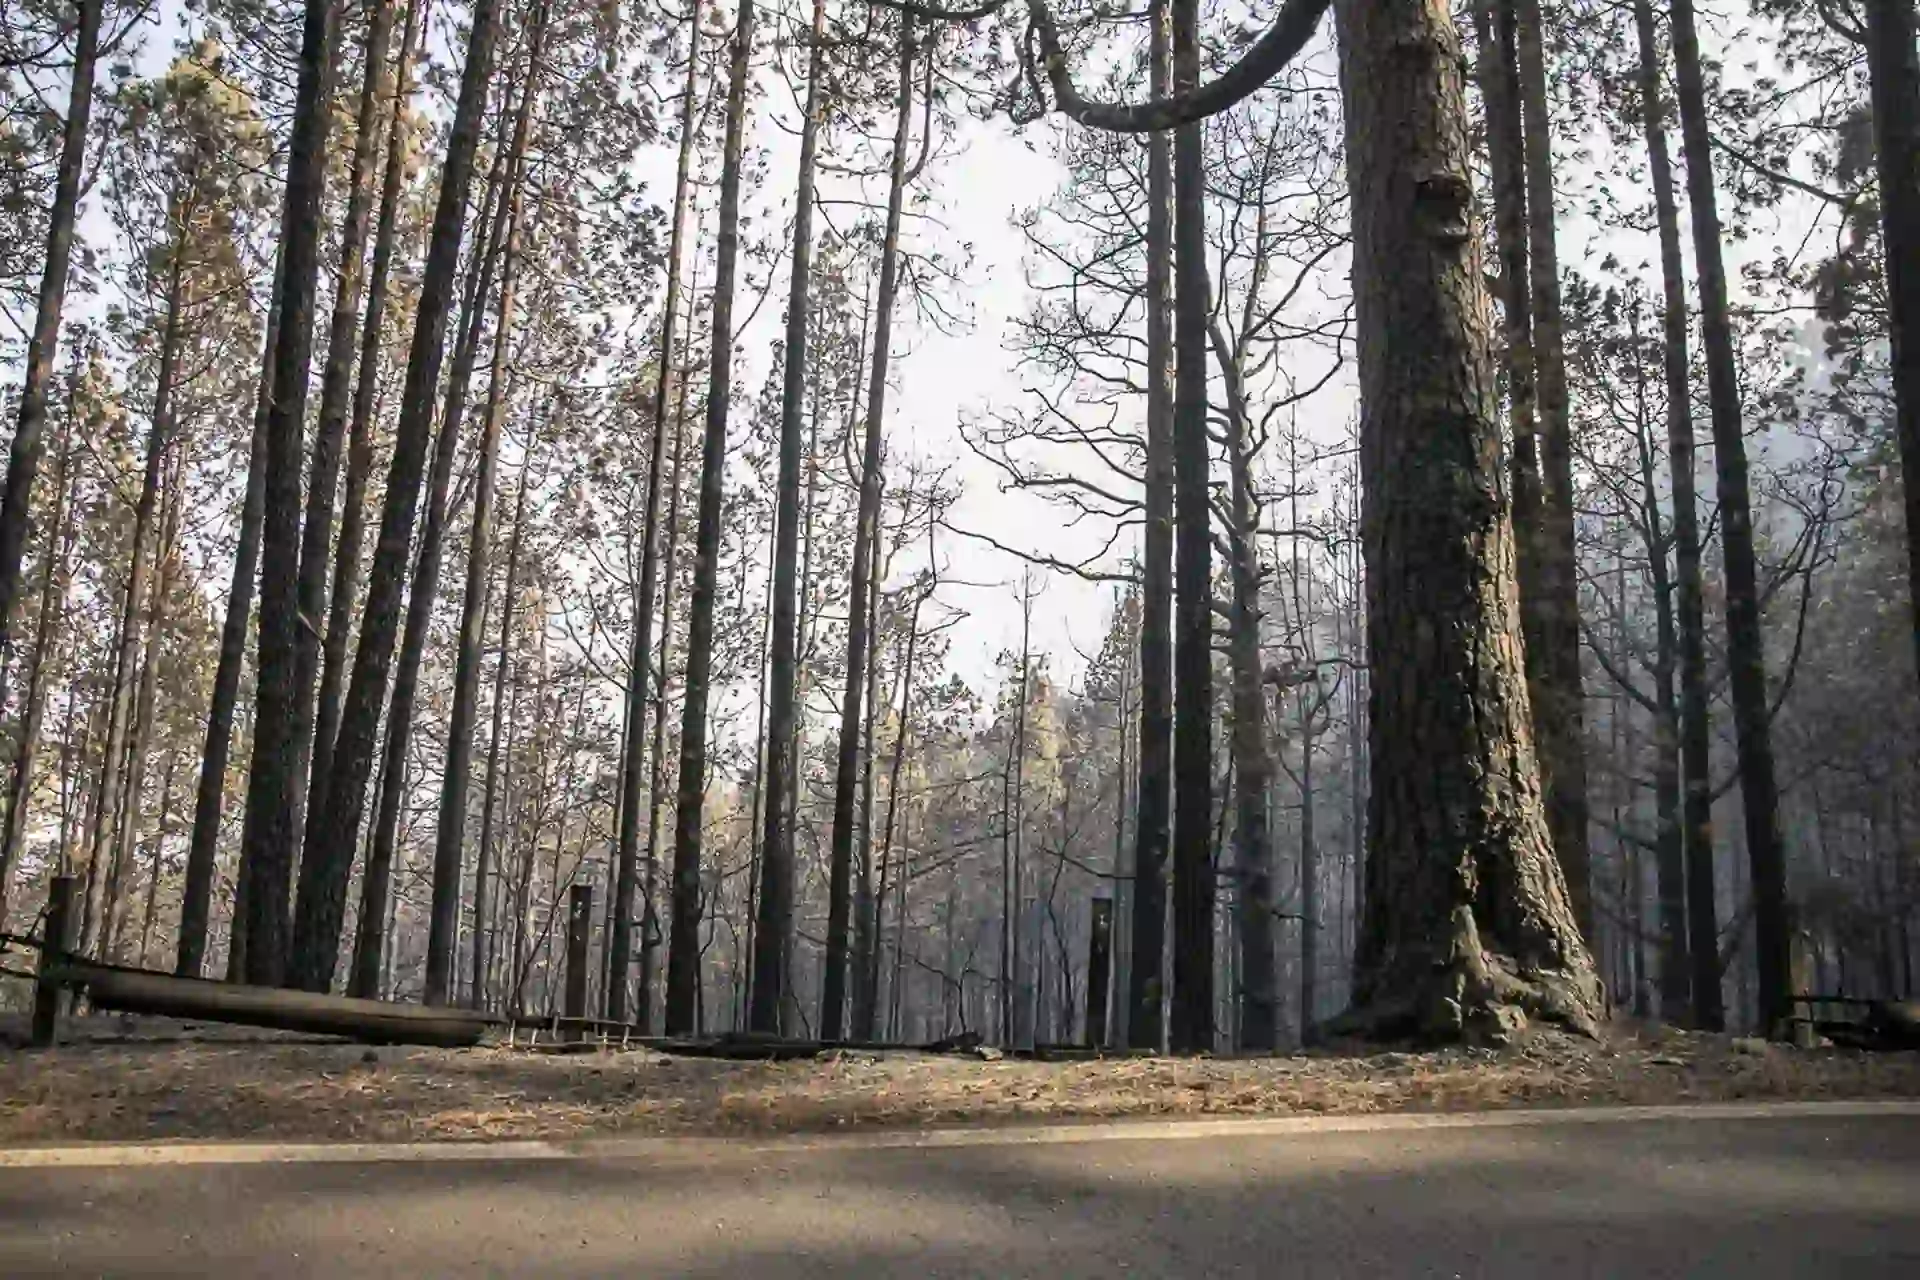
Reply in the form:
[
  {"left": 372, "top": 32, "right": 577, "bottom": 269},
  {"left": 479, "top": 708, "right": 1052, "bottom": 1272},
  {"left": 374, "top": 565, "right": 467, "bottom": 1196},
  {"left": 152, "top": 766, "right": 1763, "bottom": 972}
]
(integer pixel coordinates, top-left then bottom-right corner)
[{"left": 48, "top": 0, "right": 1844, "bottom": 703}]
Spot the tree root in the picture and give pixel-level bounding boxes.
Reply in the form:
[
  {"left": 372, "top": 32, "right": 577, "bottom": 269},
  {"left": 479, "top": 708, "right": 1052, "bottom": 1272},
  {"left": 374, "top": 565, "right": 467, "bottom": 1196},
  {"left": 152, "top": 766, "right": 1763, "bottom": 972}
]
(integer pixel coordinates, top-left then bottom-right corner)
[{"left": 1327, "top": 906, "right": 1606, "bottom": 1047}]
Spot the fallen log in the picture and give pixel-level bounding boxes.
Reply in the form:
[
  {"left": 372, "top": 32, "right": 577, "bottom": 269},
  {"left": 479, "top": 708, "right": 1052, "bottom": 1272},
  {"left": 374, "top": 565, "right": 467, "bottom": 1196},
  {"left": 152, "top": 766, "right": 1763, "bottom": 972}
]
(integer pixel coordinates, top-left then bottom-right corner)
[{"left": 49, "top": 960, "right": 495, "bottom": 1048}]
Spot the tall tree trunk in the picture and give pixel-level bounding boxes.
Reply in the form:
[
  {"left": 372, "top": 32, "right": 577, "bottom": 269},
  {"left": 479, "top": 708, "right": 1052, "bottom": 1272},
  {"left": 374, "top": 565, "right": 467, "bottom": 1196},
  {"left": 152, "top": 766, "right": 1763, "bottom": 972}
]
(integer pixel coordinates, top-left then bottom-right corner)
[
  {"left": 638, "top": 283, "right": 696, "bottom": 1032},
  {"left": 819, "top": 18, "right": 915, "bottom": 1042},
  {"left": 0, "top": 366, "right": 76, "bottom": 921},
  {"left": 107, "top": 453, "right": 184, "bottom": 959},
  {"left": 237, "top": 0, "right": 342, "bottom": 987},
  {"left": 1332, "top": 0, "right": 1601, "bottom": 1040},
  {"left": 0, "top": 0, "right": 102, "bottom": 659},
  {"left": 1224, "top": 402, "right": 1274, "bottom": 1050},
  {"left": 469, "top": 461, "right": 530, "bottom": 1011},
  {"left": 136, "top": 754, "right": 180, "bottom": 967},
  {"left": 665, "top": 0, "right": 755, "bottom": 1035},
  {"left": 1512, "top": 0, "right": 1591, "bottom": 933},
  {"left": 307, "top": 0, "right": 503, "bottom": 995},
  {"left": 1128, "top": 0, "right": 1174, "bottom": 1053},
  {"left": 1626, "top": 298, "right": 1692, "bottom": 1017},
  {"left": 608, "top": 0, "right": 703, "bottom": 1029},
  {"left": 1631, "top": 0, "right": 1719, "bottom": 1029},
  {"left": 394, "top": 97, "right": 519, "bottom": 1002},
  {"left": 1863, "top": 0, "right": 1920, "bottom": 688},
  {"left": 313, "top": 0, "right": 429, "bottom": 812},
  {"left": 288, "top": 0, "right": 400, "bottom": 843},
  {"left": 182, "top": 256, "right": 281, "bottom": 979},
  {"left": 755, "top": 0, "right": 833, "bottom": 1039},
  {"left": 1667, "top": 0, "right": 1792, "bottom": 1035},
  {"left": 1168, "top": 0, "right": 1214, "bottom": 1054},
  {"left": 1209, "top": 305, "right": 1275, "bottom": 1049},
  {"left": 433, "top": 0, "right": 551, "bottom": 1010},
  {"left": 851, "top": 501, "right": 885, "bottom": 1031},
  {"left": 81, "top": 238, "right": 189, "bottom": 956},
  {"left": 858, "top": 577, "right": 924, "bottom": 1041}
]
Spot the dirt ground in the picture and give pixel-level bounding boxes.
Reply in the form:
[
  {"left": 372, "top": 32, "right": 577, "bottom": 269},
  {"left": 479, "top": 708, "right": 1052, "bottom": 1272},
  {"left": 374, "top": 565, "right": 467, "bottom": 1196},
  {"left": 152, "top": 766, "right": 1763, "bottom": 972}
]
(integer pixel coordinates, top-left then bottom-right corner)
[{"left": 3, "top": 1014, "right": 1918, "bottom": 1145}]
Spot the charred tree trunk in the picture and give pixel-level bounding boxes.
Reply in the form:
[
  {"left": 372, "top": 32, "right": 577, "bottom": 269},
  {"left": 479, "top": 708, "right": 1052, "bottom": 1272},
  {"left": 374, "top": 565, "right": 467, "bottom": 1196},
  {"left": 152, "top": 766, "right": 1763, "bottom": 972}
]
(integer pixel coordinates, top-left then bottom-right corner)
[
  {"left": 1863, "top": 0, "right": 1920, "bottom": 689},
  {"left": 237, "top": 0, "right": 342, "bottom": 987},
  {"left": 181, "top": 258, "right": 281, "bottom": 979},
  {"left": 608, "top": 0, "right": 703, "bottom": 1029},
  {"left": 469, "top": 462, "right": 530, "bottom": 1011},
  {"left": 308, "top": 0, "right": 503, "bottom": 995},
  {"left": 1168, "top": 0, "right": 1214, "bottom": 1054},
  {"left": 665, "top": 0, "right": 755, "bottom": 1035},
  {"left": 406, "top": 102, "right": 520, "bottom": 1002},
  {"left": 1332, "top": 0, "right": 1601, "bottom": 1042},
  {"left": 82, "top": 238, "right": 188, "bottom": 957},
  {"left": 1668, "top": 0, "right": 1792, "bottom": 1035},
  {"left": 289, "top": 0, "right": 399, "bottom": 840},
  {"left": 819, "top": 17, "right": 915, "bottom": 1043},
  {"left": 0, "top": 375, "right": 77, "bottom": 920},
  {"left": 433, "top": 0, "right": 550, "bottom": 1011},
  {"left": 752, "top": 0, "right": 832, "bottom": 1036},
  {"left": 1513, "top": 0, "right": 1590, "bottom": 934},
  {"left": 1128, "top": 0, "right": 1174, "bottom": 1053},
  {"left": 638, "top": 286, "right": 695, "bottom": 1032},
  {"left": 0, "top": 0, "right": 101, "bottom": 659},
  {"left": 313, "top": 0, "right": 429, "bottom": 813},
  {"left": 1632, "top": 0, "right": 1719, "bottom": 1029}
]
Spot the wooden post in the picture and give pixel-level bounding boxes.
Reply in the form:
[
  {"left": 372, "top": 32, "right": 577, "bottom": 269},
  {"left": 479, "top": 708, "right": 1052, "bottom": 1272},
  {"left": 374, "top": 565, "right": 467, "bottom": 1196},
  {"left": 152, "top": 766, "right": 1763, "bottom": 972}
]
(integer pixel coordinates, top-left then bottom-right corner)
[
  {"left": 1085, "top": 895, "right": 1113, "bottom": 1049},
  {"left": 564, "top": 883, "right": 593, "bottom": 1041},
  {"left": 31, "top": 875, "right": 77, "bottom": 1047}
]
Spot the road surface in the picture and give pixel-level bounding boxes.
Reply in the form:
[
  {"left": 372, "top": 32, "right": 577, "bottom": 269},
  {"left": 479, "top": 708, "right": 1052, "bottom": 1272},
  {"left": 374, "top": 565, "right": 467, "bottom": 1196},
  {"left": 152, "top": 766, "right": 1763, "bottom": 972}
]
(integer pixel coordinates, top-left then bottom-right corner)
[{"left": 3, "top": 1104, "right": 1917, "bottom": 1276}]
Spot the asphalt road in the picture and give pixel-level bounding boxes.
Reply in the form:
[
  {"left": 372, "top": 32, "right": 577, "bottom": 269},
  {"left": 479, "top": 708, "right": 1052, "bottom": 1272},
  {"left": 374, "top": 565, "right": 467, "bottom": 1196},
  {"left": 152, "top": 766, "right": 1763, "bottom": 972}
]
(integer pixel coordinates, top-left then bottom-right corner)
[{"left": 4, "top": 1106, "right": 1918, "bottom": 1276}]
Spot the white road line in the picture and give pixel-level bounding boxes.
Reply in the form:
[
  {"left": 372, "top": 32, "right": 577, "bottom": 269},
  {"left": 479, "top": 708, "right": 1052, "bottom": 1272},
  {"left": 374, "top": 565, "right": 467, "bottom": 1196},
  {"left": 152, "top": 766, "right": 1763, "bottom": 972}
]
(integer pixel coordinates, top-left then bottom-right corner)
[{"left": 3, "top": 1099, "right": 1916, "bottom": 1169}]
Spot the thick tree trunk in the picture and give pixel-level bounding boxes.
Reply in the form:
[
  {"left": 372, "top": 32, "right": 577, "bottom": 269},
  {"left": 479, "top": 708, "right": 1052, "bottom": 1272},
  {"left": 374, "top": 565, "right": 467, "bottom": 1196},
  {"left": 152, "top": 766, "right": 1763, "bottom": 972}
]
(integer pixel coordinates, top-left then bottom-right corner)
[
  {"left": 608, "top": 0, "right": 703, "bottom": 1028},
  {"left": 1128, "top": 0, "right": 1174, "bottom": 1053},
  {"left": 665, "top": 0, "right": 755, "bottom": 1035},
  {"left": 182, "top": 258, "right": 282, "bottom": 979},
  {"left": 1332, "top": 0, "right": 1601, "bottom": 1042},
  {"left": 752, "top": 0, "right": 832, "bottom": 1036},
  {"left": 0, "top": 0, "right": 101, "bottom": 659},
  {"left": 237, "top": 0, "right": 342, "bottom": 987},
  {"left": 0, "top": 375, "right": 76, "bottom": 921},
  {"left": 313, "top": 0, "right": 429, "bottom": 813},
  {"left": 304, "top": 0, "right": 503, "bottom": 995},
  {"left": 1631, "top": 0, "right": 1719, "bottom": 1029},
  {"left": 1168, "top": 0, "right": 1214, "bottom": 1054},
  {"left": 1512, "top": 0, "right": 1591, "bottom": 935},
  {"left": 1667, "top": 0, "right": 1793, "bottom": 1035},
  {"left": 434, "top": 0, "right": 551, "bottom": 1012},
  {"left": 288, "top": 0, "right": 399, "bottom": 842},
  {"left": 819, "top": 17, "right": 915, "bottom": 1043},
  {"left": 1864, "top": 0, "right": 1920, "bottom": 688}
]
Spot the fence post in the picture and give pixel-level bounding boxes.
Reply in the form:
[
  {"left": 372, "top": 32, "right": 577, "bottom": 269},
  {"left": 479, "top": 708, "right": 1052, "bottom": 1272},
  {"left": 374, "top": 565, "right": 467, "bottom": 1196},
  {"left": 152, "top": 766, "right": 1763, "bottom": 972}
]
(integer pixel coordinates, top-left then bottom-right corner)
[
  {"left": 564, "top": 883, "right": 594, "bottom": 1042},
  {"left": 1085, "top": 895, "right": 1113, "bottom": 1049},
  {"left": 31, "top": 875, "right": 78, "bottom": 1048}
]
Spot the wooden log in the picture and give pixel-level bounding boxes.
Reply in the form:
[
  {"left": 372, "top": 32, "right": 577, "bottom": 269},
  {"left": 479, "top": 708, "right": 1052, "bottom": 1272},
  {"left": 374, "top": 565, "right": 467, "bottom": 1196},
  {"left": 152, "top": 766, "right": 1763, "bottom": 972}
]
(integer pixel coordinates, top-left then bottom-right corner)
[
  {"left": 30, "top": 875, "right": 77, "bottom": 1047},
  {"left": 563, "top": 883, "right": 593, "bottom": 1042},
  {"left": 53, "top": 960, "right": 493, "bottom": 1046},
  {"left": 1085, "top": 895, "right": 1113, "bottom": 1049}
]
